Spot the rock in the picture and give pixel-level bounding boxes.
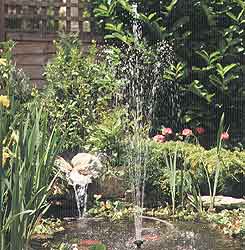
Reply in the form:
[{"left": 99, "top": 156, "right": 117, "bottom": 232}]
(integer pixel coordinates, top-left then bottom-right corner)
[
  {"left": 54, "top": 156, "right": 73, "bottom": 174},
  {"left": 71, "top": 153, "right": 103, "bottom": 178},
  {"left": 69, "top": 170, "right": 92, "bottom": 186},
  {"left": 97, "top": 175, "right": 128, "bottom": 199},
  {"left": 201, "top": 195, "right": 245, "bottom": 209},
  {"left": 55, "top": 153, "right": 103, "bottom": 178}
]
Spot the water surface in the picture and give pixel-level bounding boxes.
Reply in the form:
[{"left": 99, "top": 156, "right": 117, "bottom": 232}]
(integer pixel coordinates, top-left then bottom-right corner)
[{"left": 34, "top": 218, "right": 243, "bottom": 250}]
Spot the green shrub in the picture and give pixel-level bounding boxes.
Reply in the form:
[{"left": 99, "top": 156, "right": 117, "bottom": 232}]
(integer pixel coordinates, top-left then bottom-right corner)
[
  {"left": 93, "top": 0, "right": 245, "bottom": 145},
  {"left": 86, "top": 108, "right": 127, "bottom": 168},
  {"left": 43, "top": 33, "right": 120, "bottom": 153},
  {"left": 145, "top": 140, "right": 245, "bottom": 206}
]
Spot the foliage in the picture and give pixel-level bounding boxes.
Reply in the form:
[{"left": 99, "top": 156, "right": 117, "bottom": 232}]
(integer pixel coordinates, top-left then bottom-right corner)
[
  {"left": 43, "top": 33, "right": 120, "bottom": 153},
  {"left": 145, "top": 206, "right": 204, "bottom": 221},
  {"left": 205, "top": 113, "right": 225, "bottom": 210},
  {"left": 149, "top": 140, "right": 245, "bottom": 177},
  {"left": 0, "top": 99, "right": 60, "bottom": 250},
  {"left": 207, "top": 209, "right": 245, "bottom": 239},
  {"left": 146, "top": 206, "right": 245, "bottom": 239},
  {"left": 146, "top": 139, "right": 245, "bottom": 209},
  {"left": 92, "top": 0, "right": 245, "bottom": 145},
  {"left": 88, "top": 195, "right": 132, "bottom": 220},
  {"left": 33, "top": 218, "right": 64, "bottom": 235},
  {"left": 86, "top": 108, "right": 127, "bottom": 168},
  {"left": 163, "top": 146, "right": 177, "bottom": 214},
  {"left": 50, "top": 242, "right": 75, "bottom": 250},
  {"left": 0, "top": 41, "right": 33, "bottom": 104},
  {"left": 89, "top": 244, "right": 107, "bottom": 250}
]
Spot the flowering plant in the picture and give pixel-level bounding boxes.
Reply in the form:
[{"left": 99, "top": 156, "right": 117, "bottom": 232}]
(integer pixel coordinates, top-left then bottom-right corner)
[
  {"left": 221, "top": 132, "right": 229, "bottom": 141},
  {"left": 182, "top": 128, "right": 193, "bottom": 136},
  {"left": 153, "top": 134, "right": 165, "bottom": 143},
  {"left": 195, "top": 127, "right": 205, "bottom": 135},
  {"left": 162, "top": 127, "right": 173, "bottom": 135}
]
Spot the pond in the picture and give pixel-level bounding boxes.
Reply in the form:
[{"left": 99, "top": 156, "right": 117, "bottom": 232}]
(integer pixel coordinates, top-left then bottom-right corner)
[{"left": 32, "top": 217, "right": 243, "bottom": 250}]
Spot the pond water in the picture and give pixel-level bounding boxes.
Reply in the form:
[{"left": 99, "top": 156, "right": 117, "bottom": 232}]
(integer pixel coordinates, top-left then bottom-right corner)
[{"left": 32, "top": 217, "right": 244, "bottom": 250}]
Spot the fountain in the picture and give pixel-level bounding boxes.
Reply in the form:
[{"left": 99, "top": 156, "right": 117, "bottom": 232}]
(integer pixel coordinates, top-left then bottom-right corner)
[
  {"left": 53, "top": 3, "right": 178, "bottom": 247},
  {"left": 41, "top": 5, "right": 244, "bottom": 250},
  {"left": 117, "top": 3, "right": 180, "bottom": 248},
  {"left": 55, "top": 153, "right": 103, "bottom": 218}
]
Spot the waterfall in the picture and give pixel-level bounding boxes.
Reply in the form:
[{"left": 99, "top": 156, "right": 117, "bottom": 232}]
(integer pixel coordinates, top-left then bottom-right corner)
[{"left": 69, "top": 171, "right": 92, "bottom": 218}]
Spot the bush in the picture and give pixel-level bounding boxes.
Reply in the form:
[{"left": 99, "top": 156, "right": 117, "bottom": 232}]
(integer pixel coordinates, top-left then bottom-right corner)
[
  {"left": 145, "top": 140, "right": 245, "bottom": 206},
  {"left": 93, "top": 0, "right": 245, "bottom": 145},
  {"left": 43, "top": 33, "right": 120, "bottom": 153},
  {"left": 86, "top": 108, "right": 127, "bottom": 169}
]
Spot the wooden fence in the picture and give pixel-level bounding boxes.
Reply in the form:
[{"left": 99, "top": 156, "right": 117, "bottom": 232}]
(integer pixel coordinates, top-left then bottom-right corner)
[{"left": 0, "top": 0, "right": 102, "bottom": 87}]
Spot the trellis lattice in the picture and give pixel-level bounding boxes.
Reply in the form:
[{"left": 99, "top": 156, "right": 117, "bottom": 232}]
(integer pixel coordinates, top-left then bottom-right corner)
[{"left": 2, "top": 0, "right": 96, "bottom": 37}]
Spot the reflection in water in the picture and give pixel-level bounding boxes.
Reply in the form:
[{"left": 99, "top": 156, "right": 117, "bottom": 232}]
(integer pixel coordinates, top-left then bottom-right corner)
[{"left": 39, "top": 219, "right": 243, "bottom": 250}]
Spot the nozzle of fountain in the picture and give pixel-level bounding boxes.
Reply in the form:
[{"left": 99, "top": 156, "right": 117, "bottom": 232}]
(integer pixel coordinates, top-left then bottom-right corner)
[{"left": 133, "top": 240, "right": 144, "bottom": 249}]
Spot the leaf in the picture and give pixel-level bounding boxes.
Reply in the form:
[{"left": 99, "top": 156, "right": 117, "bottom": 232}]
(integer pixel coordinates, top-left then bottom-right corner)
[
  {"left": 226, "top": 11, "right": 238, "bottom": 22},
  {"left": 209, "top": 75, "right": 223, "bottom": 86},
  {"left": 188, "top": 80, "right": 215, "bottom": 103},
  {"left": 216, "top": 113, "right": 225, "bottom": 154},
  {"left": 223, "top": 64, "right": 238, "bottom": 75},
  {"left": 165, "top": 0, "right": 178, "bottom": 14},
  {"left": 148, "top": 12, "right": 157, "bottom": 20},
  {"left": 210, "top": 51, "right": 222, "bottom": 64},
  {"left": 196, "top": 50, "right": 209, "bottom": 64}
]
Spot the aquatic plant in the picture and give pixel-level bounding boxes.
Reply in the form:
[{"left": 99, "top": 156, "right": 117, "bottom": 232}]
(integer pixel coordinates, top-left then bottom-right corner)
[
  {"left": 88, "top": 194, "right": 132, "bottom": 221},
  {"left": 204, "top": 113, "right": 227, "bottom": 210},
  {"left": 89, "top": 243, "right": 107, "bottom": 250},
  {"left": 163, "top": 146, "right": 178, "bottom": 215}
]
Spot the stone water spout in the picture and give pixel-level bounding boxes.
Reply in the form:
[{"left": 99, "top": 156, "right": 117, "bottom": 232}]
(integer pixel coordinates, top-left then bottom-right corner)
[{"left": 55, "top": 153, "right": 103, "bottom": 218}]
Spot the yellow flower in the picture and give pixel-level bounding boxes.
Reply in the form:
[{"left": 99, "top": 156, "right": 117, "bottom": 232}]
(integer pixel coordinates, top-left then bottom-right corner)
[
  {"left": 0, "top": 95, "right": 10, "bottom": 108},
  {"left": 0, "top": 58, "right": 7, "bottom": 66},
  {"left": 2, "top": 152, "right": 9, "bottom": 166}
]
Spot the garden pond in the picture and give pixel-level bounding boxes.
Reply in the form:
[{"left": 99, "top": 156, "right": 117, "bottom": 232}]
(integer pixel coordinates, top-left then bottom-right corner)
[{"left": 31, "top": 217, "right": 244, "bottom": 250}]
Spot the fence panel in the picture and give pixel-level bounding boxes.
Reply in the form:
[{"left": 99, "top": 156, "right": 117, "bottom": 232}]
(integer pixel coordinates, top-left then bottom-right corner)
[
  {"left": 4, "top": 0, "right": 98, "bottom": 41},
  {"left": 0, "top": 0, "right": 5, "bottom": 41}
]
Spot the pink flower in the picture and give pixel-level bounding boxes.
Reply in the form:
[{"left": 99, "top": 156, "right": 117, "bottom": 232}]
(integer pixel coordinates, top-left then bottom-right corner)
[
  {"left": 182, "top": 128, "right": 193, "bottom": 136},
  {"left": 195, "top": 127, "right": 205, "bottom": 135},
  {"left": 221, "top": 132, "right": 229, "bottom": 141},
  {"left": 153, "top": 134, "right": 165, "bottom": 143},
  {"left": 162, "top": 127, "right": 173, "bottom": 135}
]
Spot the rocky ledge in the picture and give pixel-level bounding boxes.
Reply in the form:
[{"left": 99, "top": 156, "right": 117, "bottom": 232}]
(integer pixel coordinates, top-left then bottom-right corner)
[{"left": 201, "top": 196, "right": 245, "bottom": 209}]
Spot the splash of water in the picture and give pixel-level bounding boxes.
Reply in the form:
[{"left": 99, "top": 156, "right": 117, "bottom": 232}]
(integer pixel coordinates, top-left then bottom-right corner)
[
  {"left": 131, "top": 3, "right": 146, "bottom": 245},
  {"left": 69, "top": 171, "right": 92, "bottom": 218},
  {"left": 121, "top": 3, "right": 178, "bottom": 246}
]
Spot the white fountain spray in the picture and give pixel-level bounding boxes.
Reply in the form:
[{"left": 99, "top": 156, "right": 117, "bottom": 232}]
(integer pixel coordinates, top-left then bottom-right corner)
[
  {"left": 130, "top": 3, "right": 147, "bottom": 247},
  {"left": 121, "top": 4, "right": 177, "bottom": 248},
  {"left": 55, "top": 153, "right": 103, "bottom": 219}
]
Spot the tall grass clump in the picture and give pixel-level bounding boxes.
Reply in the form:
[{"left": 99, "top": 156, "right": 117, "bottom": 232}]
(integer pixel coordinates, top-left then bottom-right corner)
[{"left": 0, "top": 98, "right": 60, "bottom": 250}]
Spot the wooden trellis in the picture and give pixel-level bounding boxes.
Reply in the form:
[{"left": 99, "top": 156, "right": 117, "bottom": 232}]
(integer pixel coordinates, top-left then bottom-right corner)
[
  {"left": 0, "top": 0, "right": 101, "bottom": 87},
  {"left": 0, "top": 0, "right": 97, "bottom": 41}
]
